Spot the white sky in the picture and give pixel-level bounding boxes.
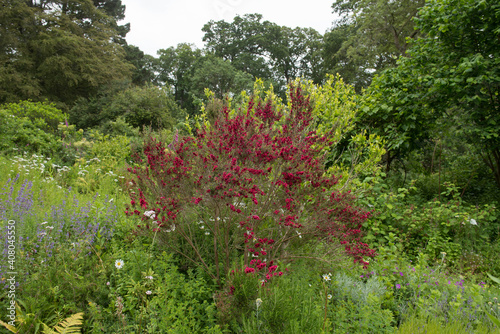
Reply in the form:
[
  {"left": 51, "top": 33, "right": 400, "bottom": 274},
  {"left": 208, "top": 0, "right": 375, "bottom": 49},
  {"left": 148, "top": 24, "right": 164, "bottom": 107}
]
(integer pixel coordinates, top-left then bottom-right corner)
[{"left": 120, "top": 0, "right": 337, "bottom": 56}]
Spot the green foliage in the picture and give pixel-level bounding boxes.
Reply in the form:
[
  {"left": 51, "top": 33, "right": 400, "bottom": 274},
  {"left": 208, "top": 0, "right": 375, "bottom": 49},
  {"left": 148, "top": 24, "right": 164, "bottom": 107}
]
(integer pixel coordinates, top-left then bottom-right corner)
[
  {"left": 42, "top": 313, "right": 84, "bottom": 334},
  {"left": 103, "top": 239, "right": 222, "bottom": 333},
  {"left": 88, "top": 131, "right": 131, "bottom": 166},
  {"left": 323, "top": 24, "right": 370, "bottom": 92},
  {"left": 105, "top": 84, "right": 184, "bottom": 130},
  {"left": 328, "top": 272, "right": 394, "bottom": 333},
  {"left": 0, "top": 109, "right": 61, "bottom": 157},
  {"left": 328, "top": 0, "right": 426, "bottom": 90},
  {"left": 157, "top": 43, "right": 204, "bottom": 115},
  {"left": 366, "top": 245, "right": 500, "bottom": 331},
  {"left": 240, "top": 272, "right": 324, "bottom": 333},
  {"left": 97, "top": 116, "right": 139, "bottom": 138},
  {"left": 360, "top": 0, "right": 500, "bottom": 186},
  {"left": 123, "top": 45, "right": 157, "bottom": 86},
  {"left": 297, "top": 75, "right": 385, "bottom": 190},
  {"left": 0, "top": 101, "right": 67, "bottom": 133},
  {"left": 190, "top": 56, "right": 254, "bottom": 100},
  {"left": 202, "top": 14, "right": 325, "bottom": 92},
  {"left": 68, "top": 82, "right": 127, "bottom": 130},
  {"left": 361, "top": 180, "right": 498, "bottom": 266},
  {"left": 6, "top": 238, "right": 110, "bottom": 333},
  {"left": 215, "top": 268, "right": 261, "bottom": 328},
  {"left": 0, "top": 0, "right": 133, "bottom": 106},
  {"left": 397, "top": 312, "right": 494, "bottom": 333},
  {"left": 485, "top": 273, "right": 500, "bottom": 329},
  {"left": 0, "top": 100, "right": 76, "bottom": 159}
]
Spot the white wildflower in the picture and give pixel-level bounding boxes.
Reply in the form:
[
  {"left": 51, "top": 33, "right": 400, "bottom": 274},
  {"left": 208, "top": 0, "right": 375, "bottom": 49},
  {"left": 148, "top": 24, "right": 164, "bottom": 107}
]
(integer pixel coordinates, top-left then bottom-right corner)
[
  {"left": 115, "top": 259, "right": 124, "bottom": 269},
  {"left": 144, "top": 210, "right": 156, "bottom": 219}
]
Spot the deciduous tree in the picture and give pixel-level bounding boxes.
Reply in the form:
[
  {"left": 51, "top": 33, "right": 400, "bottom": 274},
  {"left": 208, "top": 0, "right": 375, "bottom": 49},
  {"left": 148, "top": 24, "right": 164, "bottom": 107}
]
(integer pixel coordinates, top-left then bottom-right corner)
[{"left": 359, "top": 0, "right": 500, "bottom": 184}]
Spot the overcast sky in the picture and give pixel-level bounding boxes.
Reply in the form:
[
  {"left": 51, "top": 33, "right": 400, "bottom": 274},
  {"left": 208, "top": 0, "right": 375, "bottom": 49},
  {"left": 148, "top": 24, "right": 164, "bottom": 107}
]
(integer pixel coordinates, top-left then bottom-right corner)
[{"left": 120, "top": 0, "right": 338, "bottom": 56}]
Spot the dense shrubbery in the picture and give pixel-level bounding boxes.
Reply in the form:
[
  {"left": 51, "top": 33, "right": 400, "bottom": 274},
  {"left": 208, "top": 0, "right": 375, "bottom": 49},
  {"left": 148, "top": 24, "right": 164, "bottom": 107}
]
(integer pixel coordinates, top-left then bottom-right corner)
[
  {"left": 0, "top": 79, "right": 499, "bottom": 333},
  {"left": 1, "top": 0, "right": 500, "bottom": 331},
  {"left": 0, "top": 101, "right": 66, "bottom": 157},
  {"left": 69, "top": 84, "right": 186, "bottom": 132}
]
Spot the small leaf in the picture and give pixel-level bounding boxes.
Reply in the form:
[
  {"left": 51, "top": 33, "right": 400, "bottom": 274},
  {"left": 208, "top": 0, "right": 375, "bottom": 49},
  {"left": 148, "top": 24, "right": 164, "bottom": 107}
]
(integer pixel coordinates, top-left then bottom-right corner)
[
  {"left": 487, "top": 273, "right": 500, "bottom": 285},
  {"left": 486, "top": 311, "right": 500, "bottom": 328},
  {"left": 0, "top": 319, "right": 17, "bottom": 333}
]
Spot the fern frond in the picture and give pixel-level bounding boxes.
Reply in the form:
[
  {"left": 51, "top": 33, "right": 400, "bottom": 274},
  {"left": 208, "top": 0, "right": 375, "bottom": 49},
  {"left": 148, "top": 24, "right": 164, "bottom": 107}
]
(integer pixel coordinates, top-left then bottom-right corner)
[{"left": 51, "top": 312, "right": 84, "bottom": 334}]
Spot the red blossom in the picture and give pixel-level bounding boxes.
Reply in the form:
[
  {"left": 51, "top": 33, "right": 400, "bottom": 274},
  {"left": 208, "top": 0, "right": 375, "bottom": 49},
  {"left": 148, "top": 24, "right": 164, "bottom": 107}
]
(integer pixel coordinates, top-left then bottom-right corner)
[{"left": 127, "top": 83, "right": 375, "bottom": 286}]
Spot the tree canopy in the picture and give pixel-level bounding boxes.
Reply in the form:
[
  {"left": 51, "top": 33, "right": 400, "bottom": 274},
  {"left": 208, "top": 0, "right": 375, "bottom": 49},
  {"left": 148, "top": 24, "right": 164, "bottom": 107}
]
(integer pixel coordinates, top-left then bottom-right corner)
[
  {"left": 359, "top": 0, "right": 500, "bottom": 184},
  {"left": 202, "top": 14, "right": 326, "bottom": 92},
  {"left": 325, "top": 0, "right": 426, "bottom": 91},
  {"left": 0, "top": 0, "right": 133, "bottom": 106}
]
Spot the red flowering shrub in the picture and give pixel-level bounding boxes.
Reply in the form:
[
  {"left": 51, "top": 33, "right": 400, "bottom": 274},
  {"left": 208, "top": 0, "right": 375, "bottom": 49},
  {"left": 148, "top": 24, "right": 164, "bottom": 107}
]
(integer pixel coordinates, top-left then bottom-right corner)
[{"left": 126, "top": 84, "right": 375, "bottom": 286}]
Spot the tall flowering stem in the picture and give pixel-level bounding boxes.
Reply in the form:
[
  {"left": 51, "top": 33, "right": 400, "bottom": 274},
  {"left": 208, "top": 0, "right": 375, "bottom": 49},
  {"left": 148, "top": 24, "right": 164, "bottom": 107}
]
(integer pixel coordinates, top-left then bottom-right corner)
[{"left": 126, "top": 84, "right": 375, "bottom": 286}]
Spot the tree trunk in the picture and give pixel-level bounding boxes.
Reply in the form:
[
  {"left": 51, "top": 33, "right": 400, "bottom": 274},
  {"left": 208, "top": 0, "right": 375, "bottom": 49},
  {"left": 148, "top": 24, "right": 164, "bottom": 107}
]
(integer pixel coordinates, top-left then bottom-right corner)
[{"left": 483, "top": 147, "right": 500, "bottom": 189}]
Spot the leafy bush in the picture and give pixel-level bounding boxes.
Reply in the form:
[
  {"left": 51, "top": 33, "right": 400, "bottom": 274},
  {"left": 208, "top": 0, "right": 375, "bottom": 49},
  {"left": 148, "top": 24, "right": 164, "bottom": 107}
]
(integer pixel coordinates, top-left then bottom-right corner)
[
  {"left": 105, "top": 84, "right": 185, "bottom": 130},
  {"left": 126, "top": 83, "right": 376, "bottom": 288},
  {"left": 96, "top": 238, "right": 222, "bottom": 333},
  {"left": 0, "top": 109, "right": 60, "bottom": 157},
  {"left": 0, "top": 101, "right": 67, "bottom": 134},
  {"left": 360, "top": 179, "right": 498, "bottom": 267},
  {"left": 324, "top": 272, "right": 394, "bottom": 333}
]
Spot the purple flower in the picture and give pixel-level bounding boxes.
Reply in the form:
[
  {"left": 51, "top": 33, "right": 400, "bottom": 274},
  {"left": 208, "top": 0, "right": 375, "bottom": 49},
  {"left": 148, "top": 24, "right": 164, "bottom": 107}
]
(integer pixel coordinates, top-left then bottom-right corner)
[{"left": 396, "top": 284, "right": 401, "bottom": 289}]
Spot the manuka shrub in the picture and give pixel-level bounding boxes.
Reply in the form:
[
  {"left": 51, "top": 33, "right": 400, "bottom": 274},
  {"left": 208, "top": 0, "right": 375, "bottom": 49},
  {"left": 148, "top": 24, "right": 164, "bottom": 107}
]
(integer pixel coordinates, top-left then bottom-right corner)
[{"left": 126, "top": 84, "right": 375, "bottom": 286}]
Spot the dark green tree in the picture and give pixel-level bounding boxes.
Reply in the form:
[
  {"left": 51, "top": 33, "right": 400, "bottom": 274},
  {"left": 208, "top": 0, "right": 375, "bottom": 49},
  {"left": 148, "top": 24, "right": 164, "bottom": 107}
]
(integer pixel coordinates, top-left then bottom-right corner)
[
  {"left": 201, "top": 14, "right": 325, "bottom": 91},
  {"left": 327, "top": 0, "right": 425, "bottom": 89},
  {"left": 104, "top": 84, "right": 184, "bottom": 130},
  {"left": 0, "top": 0, "right": 42, "bottom": 102},
  {"left": 202, "top": 14, "right": 274, "bottom": 80},
  {"left": 267, "top": 26, "right": 325, "bottom": 85},
  {"left": 157, "top": 43, "right": 203, "bottom": 114},
  {"left": 0, "top": 0, "right": 133, "bottom": 106},
  {"left": 124, "top": 45, "right": 158, "bottom": 85},
  {"left": 92, "top": 0, "right": 130, "bottom": 44},
  {"left": 190, "top": 56, "right": 253, "bottom": 99},
  {"left": 92, "top": 0, "right": 125, "bottom": 20},
  {"left": 323, "top": 24, "right": 370, "bottom": 92}
]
